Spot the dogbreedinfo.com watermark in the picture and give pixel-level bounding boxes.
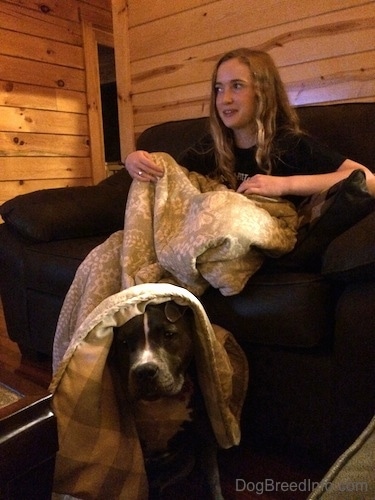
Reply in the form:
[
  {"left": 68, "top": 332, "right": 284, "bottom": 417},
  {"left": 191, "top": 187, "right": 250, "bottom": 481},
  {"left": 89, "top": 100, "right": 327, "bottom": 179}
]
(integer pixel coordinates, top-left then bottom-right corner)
[{"left": 235, "top": 478, "right": 369, "bottom": 495}]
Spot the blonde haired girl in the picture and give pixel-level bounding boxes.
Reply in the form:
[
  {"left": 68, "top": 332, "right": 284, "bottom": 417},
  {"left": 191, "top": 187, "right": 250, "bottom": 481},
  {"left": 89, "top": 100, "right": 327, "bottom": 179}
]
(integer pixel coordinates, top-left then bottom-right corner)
[{"left": 125, "top": 49, "right": 374, "bottom": 198}]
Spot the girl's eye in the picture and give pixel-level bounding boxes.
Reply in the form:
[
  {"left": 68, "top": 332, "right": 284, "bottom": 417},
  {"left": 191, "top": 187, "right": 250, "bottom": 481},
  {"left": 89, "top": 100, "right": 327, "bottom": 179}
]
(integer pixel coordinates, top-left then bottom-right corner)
[{"left": 214, "top": 85, "right": 223, "bottom": 93}]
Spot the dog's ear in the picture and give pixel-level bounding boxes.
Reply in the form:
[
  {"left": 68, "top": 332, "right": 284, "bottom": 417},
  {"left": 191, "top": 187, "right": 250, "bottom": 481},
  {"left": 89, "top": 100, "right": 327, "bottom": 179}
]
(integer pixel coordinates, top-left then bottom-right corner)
[{"left": 164, "top": 301, "right": 189, "bottom": 323}]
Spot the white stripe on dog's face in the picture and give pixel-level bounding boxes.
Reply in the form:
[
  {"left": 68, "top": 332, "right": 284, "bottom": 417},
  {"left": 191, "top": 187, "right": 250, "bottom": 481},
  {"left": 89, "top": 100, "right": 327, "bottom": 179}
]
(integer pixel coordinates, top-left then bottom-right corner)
[{"left": 138, "top": 312, "right": 154, "bottom": 364}]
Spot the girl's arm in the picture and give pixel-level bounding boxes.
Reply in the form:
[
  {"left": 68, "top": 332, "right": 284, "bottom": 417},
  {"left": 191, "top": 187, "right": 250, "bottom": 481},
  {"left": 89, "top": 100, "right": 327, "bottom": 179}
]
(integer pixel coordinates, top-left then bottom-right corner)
[{"left": 237, "top": 160, "right": 375, "bottom": 197}]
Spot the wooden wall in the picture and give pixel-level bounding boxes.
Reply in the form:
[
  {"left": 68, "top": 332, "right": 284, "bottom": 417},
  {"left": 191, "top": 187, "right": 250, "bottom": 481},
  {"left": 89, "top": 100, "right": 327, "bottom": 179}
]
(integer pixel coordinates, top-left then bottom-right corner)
[
  {"left": 124, "top": 0, "right": 375, "bottom": 137},
  {"left": 0, "top": 0, "right": 112, "bottom": 206},
  {"left": 1, "top": 0, "right": 374, "bottom": 208}
]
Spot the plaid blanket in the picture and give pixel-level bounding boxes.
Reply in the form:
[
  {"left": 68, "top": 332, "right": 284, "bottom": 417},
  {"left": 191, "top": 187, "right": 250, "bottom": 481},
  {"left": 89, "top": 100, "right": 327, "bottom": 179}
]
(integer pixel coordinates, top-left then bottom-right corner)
[
  {"left": 51, "top": 284, "right": 248, "bottom": 499},
  {"left": 50, "top": 153, "right": 297, "bottom": 499}
]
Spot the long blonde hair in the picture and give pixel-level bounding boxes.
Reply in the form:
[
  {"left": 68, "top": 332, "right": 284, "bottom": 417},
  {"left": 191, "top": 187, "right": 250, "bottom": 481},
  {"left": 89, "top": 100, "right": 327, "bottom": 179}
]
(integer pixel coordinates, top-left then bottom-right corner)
[{"left": 209, "top": 49, "right": 302, "bottom": 188}]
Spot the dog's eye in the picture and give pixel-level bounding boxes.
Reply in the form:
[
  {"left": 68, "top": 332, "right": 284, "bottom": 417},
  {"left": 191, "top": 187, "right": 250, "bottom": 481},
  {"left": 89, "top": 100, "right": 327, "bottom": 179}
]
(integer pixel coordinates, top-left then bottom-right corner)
[{"left": 164, "top": 330, "right": 176, "bottom": 339}]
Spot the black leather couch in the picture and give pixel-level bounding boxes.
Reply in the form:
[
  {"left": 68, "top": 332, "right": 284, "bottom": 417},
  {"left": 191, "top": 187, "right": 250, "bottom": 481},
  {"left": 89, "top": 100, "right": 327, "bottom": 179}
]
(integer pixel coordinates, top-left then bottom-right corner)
[{"left": 1, "top": 103, "right": 374, "bottom": 465}]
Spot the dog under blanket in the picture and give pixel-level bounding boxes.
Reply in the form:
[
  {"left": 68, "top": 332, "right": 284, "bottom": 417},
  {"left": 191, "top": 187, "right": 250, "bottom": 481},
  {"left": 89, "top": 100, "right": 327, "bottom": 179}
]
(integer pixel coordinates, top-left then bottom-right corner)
[
  {"left": 50, "top": 153, "right": 297, "bottom": 499},
  {"left": 50, "top": 283, "right": 249, "bottom": 499}
]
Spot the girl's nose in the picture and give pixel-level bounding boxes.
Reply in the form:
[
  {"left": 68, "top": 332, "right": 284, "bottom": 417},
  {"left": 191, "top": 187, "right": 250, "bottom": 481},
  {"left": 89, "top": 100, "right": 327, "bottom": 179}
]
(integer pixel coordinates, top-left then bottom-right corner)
[{"left": 222, "top": 88, "right": 234, "bottom": 103}]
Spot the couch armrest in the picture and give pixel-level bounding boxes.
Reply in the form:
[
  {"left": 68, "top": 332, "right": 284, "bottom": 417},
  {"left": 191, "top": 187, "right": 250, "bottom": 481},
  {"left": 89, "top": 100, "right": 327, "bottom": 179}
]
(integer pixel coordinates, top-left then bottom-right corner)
[
  {"left": 0, "top": 169, "right": 132, "bottom": 242},
  {"left": 322, "top": 211, "right": 375, "bottom": 282}
]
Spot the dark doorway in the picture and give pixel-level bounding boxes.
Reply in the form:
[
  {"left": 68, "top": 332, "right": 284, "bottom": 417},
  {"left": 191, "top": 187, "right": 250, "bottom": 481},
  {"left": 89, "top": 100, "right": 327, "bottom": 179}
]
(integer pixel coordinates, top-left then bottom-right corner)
[{"left": 98, "top": 44, "right": 121, "bottom": 163}]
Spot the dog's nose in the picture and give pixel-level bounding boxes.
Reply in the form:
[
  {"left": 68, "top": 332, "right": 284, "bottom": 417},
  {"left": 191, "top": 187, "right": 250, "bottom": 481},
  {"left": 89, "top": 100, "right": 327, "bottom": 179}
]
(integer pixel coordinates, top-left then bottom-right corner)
[{"left": 134, "top": 363, "right": 159, "bottom": 380}]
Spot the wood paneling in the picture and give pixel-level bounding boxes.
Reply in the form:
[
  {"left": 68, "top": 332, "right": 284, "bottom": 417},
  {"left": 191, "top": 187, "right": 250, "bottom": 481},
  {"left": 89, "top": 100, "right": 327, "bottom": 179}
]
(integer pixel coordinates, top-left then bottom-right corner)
[
  {"left": 112, "top": 0, "right": 135, "bottom": 160},
  {"left": 0, "top": 0, "right": 374, "bottom": 206},
  {"left": 0, "top": 0, "right": 112, "bottom": 206},
  {"left": 0, "top": 132, "right": 89, "bottom": 156},
  {"left": 128, "top": 0, "right": 217, "bottom": 27},
  {"left": 0, "top": 107, "right": 88, "bottom": 135},
  {"left": 130, "top": 8, "right": 375, "bottom": 93},
  {"left": 124, "top": 0, "right": 375, "bottom": 138},
  {"left": 0, "top": 1, "right": 81, "bottom": 43},
  {"left": 0, "top": 54, "right": 86, "bottom": 92},
  {"left": 128, "top": 0, "right": 369, "bottom": 59},
  {"left": 0, "top": 157, "right": 91, "bottom": 181},
  {"left": 78, "top": 0, "right": 113, "bottom": 28},
  {"left": 0, "top": 28, "right": 84, "bottom": 68},
  {"left": 0, "top": 81, "right": 87, "bottom": 114}
]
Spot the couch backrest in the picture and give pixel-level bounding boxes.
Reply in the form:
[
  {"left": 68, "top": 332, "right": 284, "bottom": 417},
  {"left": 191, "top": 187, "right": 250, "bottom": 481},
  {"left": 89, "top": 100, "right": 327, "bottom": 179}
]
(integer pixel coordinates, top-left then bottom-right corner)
[{"left": 137, "top": 103, "right": 375, "bottom": 171}]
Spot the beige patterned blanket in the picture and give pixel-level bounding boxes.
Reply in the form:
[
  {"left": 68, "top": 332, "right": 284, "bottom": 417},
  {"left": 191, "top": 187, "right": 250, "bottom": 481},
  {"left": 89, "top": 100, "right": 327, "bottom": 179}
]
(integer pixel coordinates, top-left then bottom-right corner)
[
  {"left": 121, "top": 153, "right": 298, "bottom": 297},
  {"left": 50, "top": 153, "right": 297, "bottom": 499}
]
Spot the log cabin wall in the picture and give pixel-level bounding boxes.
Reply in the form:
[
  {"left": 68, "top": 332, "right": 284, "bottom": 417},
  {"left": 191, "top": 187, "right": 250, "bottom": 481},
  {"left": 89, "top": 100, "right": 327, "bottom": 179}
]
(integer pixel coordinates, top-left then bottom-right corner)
[
  {"left": 1, "top": 0, "right": 374, "bottom": 208},
  {"left": 125, "top": 0, "right": 375, "bottom": 140},
  {"left": 0, "top": 0, "right": 112, "bottom": 207}
]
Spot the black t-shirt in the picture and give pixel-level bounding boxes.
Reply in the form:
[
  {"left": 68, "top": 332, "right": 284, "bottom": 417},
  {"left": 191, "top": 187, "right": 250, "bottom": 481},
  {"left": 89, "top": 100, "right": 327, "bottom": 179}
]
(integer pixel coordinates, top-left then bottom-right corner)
[{"left": 178, "top": 133, "right": 346, "bottom": 188}]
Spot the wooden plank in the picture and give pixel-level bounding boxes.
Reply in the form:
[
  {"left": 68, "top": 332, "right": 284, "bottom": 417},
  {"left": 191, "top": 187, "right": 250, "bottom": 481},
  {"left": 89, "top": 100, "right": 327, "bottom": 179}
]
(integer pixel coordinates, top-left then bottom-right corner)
[
  {"left": 0, "top": 27, "right": 84, "bottom": 69},
  {"left": 278, "top": 51, "right": 375, "bottom": 85},
  {"left": 0, "top": 178, "right": 92, "bottom": 201},
  {"left": 255, "top": 19, "right": 375, "bottom": 68},
  {"left": 0, "top": 1, "right": 82, "bottom": 44},
  {"left": 0, "top": 55, "right": 86, "bottom": 92},
  {"left": 131, "top": 8, "right": 375, "bottom": 93},
  {"left": 0, "top": 81, "right": 87, "bottom": 114},
  {"left": 112, "top": 0, "right": 136, "bottom": 158},
  {"left": 128, "top": 0, "right": 367, "bottom": 60},
  {"left": 78, "top": 1, "right": 113, "bottom": 30},
  {"left": 128, "top": 0, "right": 217, "bottom": 27},
  {"left": 79, "top": 0, "right": 112, "bottom": 12},
  {"left": 133, "top": 81, "right": 209, "bottom": 111},
  {"left": 81, "top": 20, "right": 107, "bottom": 184},
  {"left": 0, "top": 107, "right": 88, "bottom": 135},
  {"left": 0, "top": 132, "right": 90, "bottom": 157},
  {"left": 5, "top": 0, "right": 80, "bottom": 24},
  {"left": 0, "top": 157, "right": 92, "bottom": 181},
  {"left": 94, "top": 28, "right": 114, "bottom": 48},
  {"left": 288, "top": 71, "right": 375, "bottom": 106}
]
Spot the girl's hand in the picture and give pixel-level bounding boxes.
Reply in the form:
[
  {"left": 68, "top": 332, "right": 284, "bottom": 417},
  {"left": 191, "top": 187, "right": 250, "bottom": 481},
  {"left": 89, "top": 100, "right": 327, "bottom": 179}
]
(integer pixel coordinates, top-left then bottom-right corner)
[
  {"left": 124, "top": 150, "right": 164, "bottom": 182},
  {"left": 237, "top": 174, "right": 287, "bottom": 197}
]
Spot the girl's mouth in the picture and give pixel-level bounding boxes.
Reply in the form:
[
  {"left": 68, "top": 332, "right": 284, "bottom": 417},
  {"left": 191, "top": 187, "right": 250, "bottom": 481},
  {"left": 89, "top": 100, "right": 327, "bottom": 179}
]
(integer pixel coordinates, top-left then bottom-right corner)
[{"left": 223, "top": 109, "right": 236, "bottom": 116}]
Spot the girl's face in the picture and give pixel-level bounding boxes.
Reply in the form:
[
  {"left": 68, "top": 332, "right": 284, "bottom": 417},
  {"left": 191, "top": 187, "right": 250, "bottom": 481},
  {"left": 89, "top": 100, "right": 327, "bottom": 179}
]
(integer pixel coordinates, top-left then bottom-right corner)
[{"left": 215, "top": 58, "right": 257, "bottom": 140}]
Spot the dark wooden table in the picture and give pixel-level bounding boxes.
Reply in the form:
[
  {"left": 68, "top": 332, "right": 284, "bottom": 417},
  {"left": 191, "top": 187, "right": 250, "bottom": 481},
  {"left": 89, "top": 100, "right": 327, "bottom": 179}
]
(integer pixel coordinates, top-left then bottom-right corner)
[{"left": 0, "top": 367, "right": 58, "bottom": 500}]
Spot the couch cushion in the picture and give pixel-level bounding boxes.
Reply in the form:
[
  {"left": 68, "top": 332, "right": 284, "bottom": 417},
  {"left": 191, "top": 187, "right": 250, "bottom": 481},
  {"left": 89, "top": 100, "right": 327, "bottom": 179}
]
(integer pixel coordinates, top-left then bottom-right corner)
[
  {"left": 135, "top": 104, "right": 375, "bottom": 171},
  {"left": 24, "top": 235, "right": 108, "bottom": 296},
  {"left": 322, "top": 211, "right": 375, "bottom": 282},
  {"left": 0, "top": 169, "right": 132, "bottom": 242},
  {"left": 277, "top": 170, "right": 375, "bottom": 272},
  {"left": 136, "top": 117, "right": 209, "bottom": 160},
  {"left": 296, "top": 103, "right": 375, "bottom": 170},
  {"left": 202, "top": 271, "right": 334, "bottom": 348}
]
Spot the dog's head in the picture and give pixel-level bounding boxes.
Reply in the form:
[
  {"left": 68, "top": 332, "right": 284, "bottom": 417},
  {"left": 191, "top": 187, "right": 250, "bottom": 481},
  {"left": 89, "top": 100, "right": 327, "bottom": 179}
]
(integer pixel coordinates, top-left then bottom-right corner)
[{"left": 112, "top": 301, "right": 194, "bottom": 401}]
